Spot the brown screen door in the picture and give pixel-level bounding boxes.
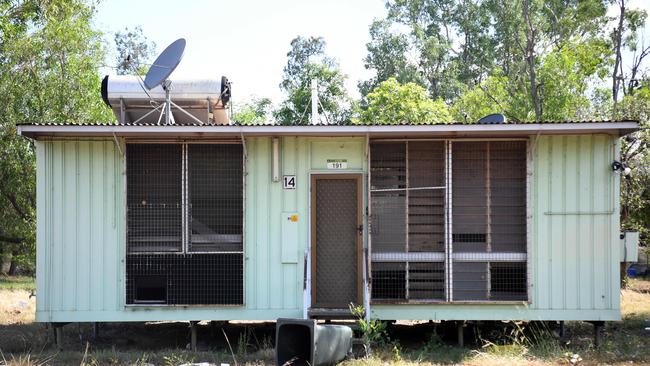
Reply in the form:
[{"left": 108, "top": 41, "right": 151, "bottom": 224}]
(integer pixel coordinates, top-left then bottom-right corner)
[{"left": 311, "top": 174, "right": 362, "bottom": 308}]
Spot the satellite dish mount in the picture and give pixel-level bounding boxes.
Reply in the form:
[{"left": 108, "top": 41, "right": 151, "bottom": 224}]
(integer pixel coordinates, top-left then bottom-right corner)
[{"left": 133, "top": 38, "right": 205, "bottom": 126}]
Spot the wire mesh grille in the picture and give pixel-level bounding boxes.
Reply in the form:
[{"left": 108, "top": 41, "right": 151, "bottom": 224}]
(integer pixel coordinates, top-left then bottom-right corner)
[
  {"left": 409, "top": 142, "right": 445, "bottom": 252},
  {"left": 370, "top": 140, "right": 527, "bottom": 302},
  {"left": 127, "top": 144, "right": 182, "bottom": 252},
  {"left": 370, "top": 141, "right": 446, "bottom": 301},
  {"left": 490, "top": 262, "right": 527, "bottom": 301},
  {"left": 314, "top": 178, "right": 359, "bottom": 308},
  {"left": 371, "top": 262, "right": 406, "bottom": 300},
  {"left": 451, "top": 141, "right": 527, "bottom": 301},
  {"left": 126, "top": 143, "right": 244, "bottom": 306},
  {"left": 125, "top": 254, "right": 243, "bottom": 305},
  {"left": 188, "top": 144, "right": 243, "bottom": 252}
]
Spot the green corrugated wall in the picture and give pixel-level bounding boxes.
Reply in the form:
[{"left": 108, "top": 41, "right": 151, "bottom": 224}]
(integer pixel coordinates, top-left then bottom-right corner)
[{"left": 35, "top": 134, "right": 621, "bottom": 322}]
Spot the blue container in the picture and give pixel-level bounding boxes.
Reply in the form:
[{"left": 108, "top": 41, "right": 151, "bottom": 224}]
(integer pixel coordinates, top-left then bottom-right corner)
[{"left": 627, "top": 267, "right": 637, "bottom": 277}]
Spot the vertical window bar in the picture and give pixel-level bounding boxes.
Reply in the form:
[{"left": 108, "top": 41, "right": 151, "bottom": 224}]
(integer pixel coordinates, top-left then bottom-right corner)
[
  {"left": 405, "top": 141, "right": 410, "bottom": 300},
  {"left": 446, "top": 140, "right": 454, "bottom": 302},
  {"left": 181, "top": 144, "right": 186, "bottom": 253},
  {"left": 486, "top": 142, "right": 492, "bottom": 299}
]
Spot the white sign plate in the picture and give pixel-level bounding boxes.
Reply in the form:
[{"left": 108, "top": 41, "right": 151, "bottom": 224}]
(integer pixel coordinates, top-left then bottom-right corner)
[
  {"left": 326, "top": 159, "right": 348, "bottom": 169},
  {"left": 283, "top": 175, "right": 296, "bottom": 189}
]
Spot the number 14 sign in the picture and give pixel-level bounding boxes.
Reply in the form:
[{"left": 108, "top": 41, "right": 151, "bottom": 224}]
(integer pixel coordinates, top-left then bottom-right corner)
[{"left": 283, "top": 175, "right": 296, "bottom": 189}]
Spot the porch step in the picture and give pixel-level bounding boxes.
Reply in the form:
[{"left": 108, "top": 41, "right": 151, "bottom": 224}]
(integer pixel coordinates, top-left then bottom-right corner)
[{"left": 308, "top": 307, "right": 357, "bottom": 320}]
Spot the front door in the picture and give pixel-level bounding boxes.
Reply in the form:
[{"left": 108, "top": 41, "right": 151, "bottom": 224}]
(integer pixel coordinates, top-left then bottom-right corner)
[{"left": 311, "top": 174, "right": 362, "bottom": 308}]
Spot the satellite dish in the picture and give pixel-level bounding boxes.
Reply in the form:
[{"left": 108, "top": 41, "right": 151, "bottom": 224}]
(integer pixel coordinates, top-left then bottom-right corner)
[
  {"left": 478, "top": 113, "right": 507, "bottom": 124},
  {"left": 144, "top": 38, "right": 186, "bottom": 90}
]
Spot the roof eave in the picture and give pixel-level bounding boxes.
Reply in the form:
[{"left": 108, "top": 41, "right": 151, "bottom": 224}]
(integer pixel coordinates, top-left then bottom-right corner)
[{"left": 16, "top": 121, "right": 640, "bottom": 139}]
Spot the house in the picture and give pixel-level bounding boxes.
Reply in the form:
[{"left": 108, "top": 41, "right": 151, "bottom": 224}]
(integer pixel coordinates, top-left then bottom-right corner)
[{"left": 16, "top": 80, "right": 639, "bottom": 336}]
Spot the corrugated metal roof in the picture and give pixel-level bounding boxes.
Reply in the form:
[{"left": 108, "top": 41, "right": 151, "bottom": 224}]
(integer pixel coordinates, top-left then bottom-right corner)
[{"left": 15, "top": 119, "right": 638, "bottom": 127}]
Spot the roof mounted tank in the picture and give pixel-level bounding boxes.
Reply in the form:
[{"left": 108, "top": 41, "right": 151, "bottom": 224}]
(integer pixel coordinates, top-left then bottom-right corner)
[
  {"left": 100, "top": 75, "right": 231, "bottom": 125},
  {"left": 100, "top": 37, "right": 232, "bottom": 125}
]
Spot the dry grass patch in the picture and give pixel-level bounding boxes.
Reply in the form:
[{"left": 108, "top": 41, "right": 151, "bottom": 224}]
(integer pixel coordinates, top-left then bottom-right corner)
[
  {"left": 0, "top": 290, "right": 35, "bottom": 325},
  {"left": 1, "top": 278, "right": 650, "bottom": 365},
  {"left": 621, "top": 288, "right": 650, "bottom": 319}
]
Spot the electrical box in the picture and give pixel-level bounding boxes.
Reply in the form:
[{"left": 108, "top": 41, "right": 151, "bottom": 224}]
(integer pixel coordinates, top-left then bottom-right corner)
[
  {"left": 282, "top": 212, "right": 299, "bottom": 263},
  {"left": 620, "top": 231, "right": 639, "bottom": 263}
]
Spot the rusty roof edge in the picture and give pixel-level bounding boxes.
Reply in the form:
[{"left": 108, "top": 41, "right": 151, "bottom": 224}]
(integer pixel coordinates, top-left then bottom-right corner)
[{"left": 16, "top": 120, "right": 640, "bottom": 139}]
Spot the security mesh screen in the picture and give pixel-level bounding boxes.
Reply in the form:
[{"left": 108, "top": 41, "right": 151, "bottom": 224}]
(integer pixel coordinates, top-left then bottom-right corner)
[
  {"left": 370, "top": 141, "right": 446, "bottom": 301},
  {"left": 409, "top": 142, "right": 445, "bottom": 252},
  {"left": 490, "top": 142, "right": 527, "bottom": 253},
  {"left": 408, "top": 262, "right": 445, "bottom": 300},
  {"left": 126, "top": 254, "right": 243, "bottom": 305},
  {"left": 188, "top": 144, "right": 243, "bottom": 252},
  {"left": 452, "top": 142, "right": 488, "bottom": 253},
  {"left": 314, "top": 178, "right": 359, "bottom": 308},
  {"left": 371, "top": 262, "right": 406, "bottom": 300},
  {"left": 126, "top": 143, "right": 244, "bottom": 306},
  {"left": 127, "top": 144, "right": 182, "bottom": 252},
  {"left": 451, "top": 141, "right": 527, "bottom": 301},
  {"left": 490, "top": 262, "right": 527, "bottom": 300},
  {"left": 370, "top": 140, "right": 527, "bottom": 303}
]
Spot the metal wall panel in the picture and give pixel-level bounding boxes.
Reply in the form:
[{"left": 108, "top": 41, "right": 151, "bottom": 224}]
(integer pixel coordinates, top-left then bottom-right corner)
[
  {"left": 36, "top": 137, "right": 366, "bottom": 321},
  {"left": 35, "top": 134, "right": 621, "bottom": 321},
  {"left": 36, "top": 140, "right": 124, "bottom": 320}
]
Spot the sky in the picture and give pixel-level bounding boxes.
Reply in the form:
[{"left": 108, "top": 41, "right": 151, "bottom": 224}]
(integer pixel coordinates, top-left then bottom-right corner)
[
  {"left": 95, "top": 0, "right": 650, "bottom": 105},
  {"left": 95, "top": 0, "right": 387, "bottom": 104}
]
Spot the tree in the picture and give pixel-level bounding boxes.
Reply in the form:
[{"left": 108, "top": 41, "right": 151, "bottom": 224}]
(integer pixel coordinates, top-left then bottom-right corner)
[
  {"left": 450, "top": 75, "right": 510, "bottom": 122},
  {"left": 274, "top": 36, "right": 350, "bottom": 125},
  {"left": 0, "top": 0, "right": 112, "bottom": 274},
  {"left": 358, "top": 77, "right": 452, "bottom": 124},
  {"left": 364, "top": 0, "right": 610, "bottom": 120},
  {"left": 611, "top": 0, "right": 648, "bottom": 114},
  {"left": 231, "top": 97, "right": 273, "bottom": 125},
  {"left": 359, "top": 19, "right": 424, "bottom": 98},
  {"left": 114, "top": 26, "right": 156, "bottom": 75},
  {"left": 451, "top": 38, "right": 611, "bottom": 122}
]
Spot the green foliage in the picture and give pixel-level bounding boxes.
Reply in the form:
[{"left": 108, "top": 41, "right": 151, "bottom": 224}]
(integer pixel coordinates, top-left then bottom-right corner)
[
  {"left": 363, "top": 0, "right": 612, "bottom": 120},
  {"left": 274, "top": 36, "right": 350, "bottom": 125},
  {"left": 537, "top": 39, "right": 612, "bottom": 120},
  {"left": 232, "top": 97, "right": 272, "bottom": 125},
  {"left": 114, "top": 26, "right": 156, "bottom": 75},
  {"left": 359, "top": 19, "right": 425, "bottom": 98},
  {"left": 359, "top": 77, "right": 452, "bottom": 124},
  {"left": 451, "top": 75, "right": 510, "bottom": 122},
  {"left": 349, "top": 303, "right": 388, "bottom": 354},
  {"left": 0, "top": 0, "right": 112, "bottom": 273},
  {"left": 617, "top": 89, "right": 650, "bottom": 242}
]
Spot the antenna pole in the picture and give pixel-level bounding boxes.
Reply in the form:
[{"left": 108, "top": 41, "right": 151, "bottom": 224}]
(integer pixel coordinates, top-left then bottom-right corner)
[
  {"left": 164, "top": 80, "right": 173, "bottom": 125},
  {"left": 311, "top": 79, "right": 318, "bottom": 125}
]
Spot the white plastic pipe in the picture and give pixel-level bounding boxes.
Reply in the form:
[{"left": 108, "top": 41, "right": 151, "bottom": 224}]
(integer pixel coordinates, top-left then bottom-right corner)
[
  {"left": 311, "top": 79, "right": 319, "bottom": 125},
  {"left": 272, "top": 137, "right": 280, "bottom": 182}
]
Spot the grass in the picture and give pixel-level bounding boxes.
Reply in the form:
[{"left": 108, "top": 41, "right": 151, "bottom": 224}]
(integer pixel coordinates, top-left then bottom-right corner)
[
  {"left": 0, "top": 276, "right": 35, "bottom": 291},
  {"left": 1, "top": 276, "right": 650, "bottom": 365}
]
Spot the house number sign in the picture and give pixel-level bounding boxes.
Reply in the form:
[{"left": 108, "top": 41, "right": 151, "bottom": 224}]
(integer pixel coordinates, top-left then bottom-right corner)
[
  {"left": 283, "top": 175, "right": 296, "bottom": 189},
  {"left": 326, "top": 159, "right": 348, "bottom": 169}
]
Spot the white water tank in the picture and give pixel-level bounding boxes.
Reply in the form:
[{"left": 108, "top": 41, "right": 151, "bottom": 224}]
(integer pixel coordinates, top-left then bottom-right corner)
[{"left": 101, "top": 75, "right": 231, "bottom": 125}]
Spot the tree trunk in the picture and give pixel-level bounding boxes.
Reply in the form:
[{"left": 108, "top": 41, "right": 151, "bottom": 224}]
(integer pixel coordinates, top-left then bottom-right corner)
[
  {"left": 523, "top": 0, "right": 541, "bottom": 121},
  {"left": 8, "top": 248, "right": 20, "bottom": 275},
  {"left": 612, "top": 0, "right": 625, "bottom": 117}
]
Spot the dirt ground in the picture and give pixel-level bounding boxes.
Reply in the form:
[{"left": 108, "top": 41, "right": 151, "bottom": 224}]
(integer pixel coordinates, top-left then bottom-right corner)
[{"left": 1, "top": 277, "right": 650, "bottom": 365}]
